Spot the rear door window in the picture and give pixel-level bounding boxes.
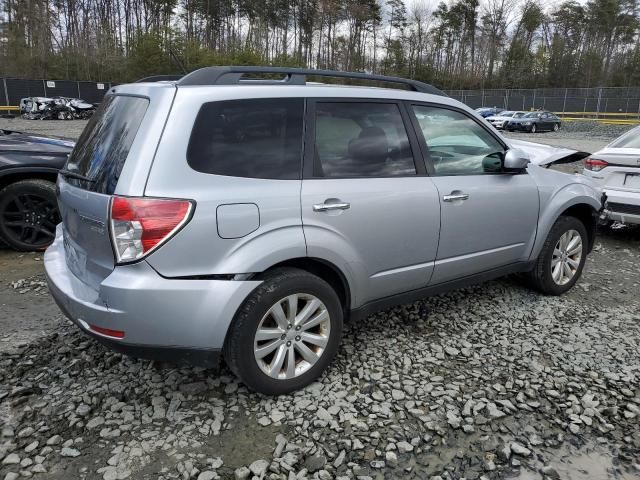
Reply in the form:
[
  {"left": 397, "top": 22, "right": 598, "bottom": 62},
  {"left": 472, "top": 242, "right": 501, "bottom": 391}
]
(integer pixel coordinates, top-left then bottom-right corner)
[
  {"left": 187, "top": 98, "right": 304, "bottom": 179},
  {"left": 312, "top": 102, "right": 417, "bottom": 177},
  {"left": 64, "top": 95, "right": 149, "bottom": 194}
]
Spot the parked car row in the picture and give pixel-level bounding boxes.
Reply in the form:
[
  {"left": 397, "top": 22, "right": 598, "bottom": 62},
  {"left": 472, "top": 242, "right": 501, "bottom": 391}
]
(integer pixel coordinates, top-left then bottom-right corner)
[{"left": 477, "top": 107, "right": 563, "bottom": 133}]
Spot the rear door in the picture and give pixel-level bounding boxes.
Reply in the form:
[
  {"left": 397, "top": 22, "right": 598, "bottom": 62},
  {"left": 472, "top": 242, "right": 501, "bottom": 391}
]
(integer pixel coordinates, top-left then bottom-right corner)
[
  {"left": 301, "top": 100, "right": 441, "bottom": 305},
  {"left": 408, "top": 103, "right": 539, "bottom": 284},
  {"left": 58, "top": 94, "right": 149, "bottom": 289}
]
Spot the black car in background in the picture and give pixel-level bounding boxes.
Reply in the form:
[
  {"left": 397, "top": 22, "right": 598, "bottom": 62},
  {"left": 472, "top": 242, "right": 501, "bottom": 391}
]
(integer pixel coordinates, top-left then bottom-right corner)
[
  {"left": 0, "top": 130, "right": 74, "bottom": 250},
  {"left": 505, "top": 111, "right": 562, "bottom": 133}
]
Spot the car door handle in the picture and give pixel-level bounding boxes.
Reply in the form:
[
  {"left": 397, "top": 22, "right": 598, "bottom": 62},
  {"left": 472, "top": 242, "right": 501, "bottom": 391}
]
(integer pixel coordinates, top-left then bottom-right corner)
[
  {"left": 313, "top": 201, "right": 351, "bottom": 212},
  {"left": 443, "top": 192, "right": 470, "bottom": 202}
]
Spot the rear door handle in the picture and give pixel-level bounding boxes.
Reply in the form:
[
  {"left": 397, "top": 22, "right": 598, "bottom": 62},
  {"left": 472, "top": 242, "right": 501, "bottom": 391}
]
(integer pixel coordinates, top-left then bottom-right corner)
[
  {"left": 313, "top": 201, "right": 351, "bottom": 212},
  {"left": 443, "top": 192, "right": 470, "bottom": 202}
]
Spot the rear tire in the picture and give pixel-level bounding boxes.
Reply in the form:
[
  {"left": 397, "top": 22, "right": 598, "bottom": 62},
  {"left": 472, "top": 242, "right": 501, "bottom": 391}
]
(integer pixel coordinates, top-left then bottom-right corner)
[
  {"left": 525, "top": 216, "right": 588, "bottom": 295},
  {"left": 0, "top": 179, "right": 59, "bottom": 251},
  {"left": 224, "top": 268, "right": 343, "bottom": 395}
]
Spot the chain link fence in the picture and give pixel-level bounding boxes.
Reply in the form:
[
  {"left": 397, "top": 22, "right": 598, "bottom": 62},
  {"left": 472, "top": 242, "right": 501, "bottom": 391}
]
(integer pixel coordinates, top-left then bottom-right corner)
[
  {"left": 445, "top": 87, "right": 640, "bottom": 118},
  {"left": 3, "top": 78, "right": 640, "bottom": 119}
]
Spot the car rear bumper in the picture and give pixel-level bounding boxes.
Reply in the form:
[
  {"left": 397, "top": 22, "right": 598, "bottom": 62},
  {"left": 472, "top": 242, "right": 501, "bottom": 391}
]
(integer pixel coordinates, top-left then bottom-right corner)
[
  {"left": 602, "top": 187, "right": 640, "bottom": 224},
  {"left": 44, "top": 226, "right": 262, "bottom": 365}
]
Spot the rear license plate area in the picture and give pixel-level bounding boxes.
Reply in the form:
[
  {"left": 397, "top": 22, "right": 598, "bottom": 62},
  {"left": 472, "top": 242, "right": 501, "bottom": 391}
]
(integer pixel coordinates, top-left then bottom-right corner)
[{"left": 623, "top": 173, "right": 640, "bottom": 189}]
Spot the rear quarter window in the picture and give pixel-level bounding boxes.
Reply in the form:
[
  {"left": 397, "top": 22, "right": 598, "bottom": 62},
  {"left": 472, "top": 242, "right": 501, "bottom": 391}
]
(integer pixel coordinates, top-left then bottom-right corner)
[{"left": 187, "top": 98, "right": 304, "bottom": 179}]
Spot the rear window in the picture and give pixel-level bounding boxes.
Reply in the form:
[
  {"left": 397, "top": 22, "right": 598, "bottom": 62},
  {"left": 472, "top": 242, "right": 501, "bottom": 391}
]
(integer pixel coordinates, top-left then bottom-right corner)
[
  {"left": 187, "top": 98, "right": 304, "bottom": 179},
  {"left": 609, "top": 127, "right": 640, "bottom": 148},
  {"left": 64, "top": 95, "right": 149, "bottom": 194}
]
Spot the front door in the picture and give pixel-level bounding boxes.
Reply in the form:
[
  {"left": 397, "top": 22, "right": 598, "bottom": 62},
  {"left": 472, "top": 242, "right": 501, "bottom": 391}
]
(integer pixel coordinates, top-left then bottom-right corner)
[
  {"left": 301, "top": 100, "right": 441, "bottom": 306},
  {"left": 409, "top": 103, "right": 540, "bottom": 284}
]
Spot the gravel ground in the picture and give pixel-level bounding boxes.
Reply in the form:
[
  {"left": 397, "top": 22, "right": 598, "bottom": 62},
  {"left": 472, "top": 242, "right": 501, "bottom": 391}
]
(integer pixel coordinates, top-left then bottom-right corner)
[{"left": 1, "top": 120, "right": 639, "bottom": 480}]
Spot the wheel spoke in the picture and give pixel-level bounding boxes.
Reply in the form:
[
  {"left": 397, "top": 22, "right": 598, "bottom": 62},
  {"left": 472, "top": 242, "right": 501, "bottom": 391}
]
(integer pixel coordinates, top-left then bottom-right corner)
[
  {"left": 552, "top": 262, "right": 562, "bottom": 282},
  {"left": 255, "top": 338, "right": 284, "bottom": 359},
  {"left": 301, "top": 332, "right": 328, "bottom": 348},
  {"left": 269, "top": 302, "right": 290, "bottom": 330},
  {"left": 255, "top": 328, "right": 283, "bottom": 342},
  {"left": 285, "top": 295, "right": 298, "bottom": 323},
  {"left": 285, "top": 345, "right": 296, "bottom": 378},
  {"left": 295, "top": 341, "right": 319, "bottom": 364},
  {"left": 563, "top": 262, "right": 573, "bottom": 279},
  {"left": 295, "top": 298, "right": 321, "bottom": 326},
  {"left": 567, "top": 243, "right": 582, "bottom": 256},
  {"left": 268, "top": 344, "right": 287, "bottom": 377},
  {"left": 567, "top": 257, "right": 580, "bottom": 268},
  {"left": 551, "top": 256, "right": 561, "bottom": 267},
  {"left": 300, "top": 309, "right": 329, "bottom": 331}
]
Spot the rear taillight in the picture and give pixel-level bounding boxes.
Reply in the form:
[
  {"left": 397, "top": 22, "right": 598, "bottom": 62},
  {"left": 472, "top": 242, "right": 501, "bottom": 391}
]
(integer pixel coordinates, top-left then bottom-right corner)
[
  {"left": 110, "top": 196, "right": 193, "bottom": 263},
  {"left": 584, "top": 158, "right": 609, "bottom": 172}
]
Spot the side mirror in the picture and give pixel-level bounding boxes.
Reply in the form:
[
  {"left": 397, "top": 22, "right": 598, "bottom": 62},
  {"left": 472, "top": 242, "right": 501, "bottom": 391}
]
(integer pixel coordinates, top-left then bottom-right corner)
[{"left": 504, "top": 148, "right": 531, "bottom": 171}]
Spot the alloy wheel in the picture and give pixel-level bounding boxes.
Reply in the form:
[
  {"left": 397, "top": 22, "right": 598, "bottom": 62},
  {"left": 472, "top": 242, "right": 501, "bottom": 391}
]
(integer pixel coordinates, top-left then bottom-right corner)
[
  {"left": 254, "top": 294, "right": 331, "bottom": 380},
  {"left": 1, "top": 192, "right": 59, "bottom": 248},
  {"left": 551, "top": 229, "right": 583, "bottom": 285}
]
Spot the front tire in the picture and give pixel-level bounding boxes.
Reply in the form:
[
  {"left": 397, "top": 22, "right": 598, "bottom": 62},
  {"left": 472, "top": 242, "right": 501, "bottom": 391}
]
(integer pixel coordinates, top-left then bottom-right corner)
[
  {"left": 553, "top": 123, "right": 560, "bottom": 132},
  {"left": 530, "top": 124, "right": 537, "bottom": 133},
  {"left": 0, "top": 179, "right": 60, "bottom": 251},
  {"left": 224, "top": 268, "right": 343, "bottom": 395},
  {"left": 525, "top": 216, "right": 588, "bottom": 295}
]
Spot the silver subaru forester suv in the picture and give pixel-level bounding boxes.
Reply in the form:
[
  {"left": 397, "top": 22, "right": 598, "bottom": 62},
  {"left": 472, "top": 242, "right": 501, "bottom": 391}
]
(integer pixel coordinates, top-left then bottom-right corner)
[{"left": 45, "top": 67, "right": 602, "bottom": 395}]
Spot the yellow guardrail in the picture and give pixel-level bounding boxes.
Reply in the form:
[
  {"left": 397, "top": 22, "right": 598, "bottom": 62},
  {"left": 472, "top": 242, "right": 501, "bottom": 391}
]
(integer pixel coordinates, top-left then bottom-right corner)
[
  {"left": 0, "top": 106, "right": 20, "bottom": 111},
  {"left": 561, "top": 117, "right": 640, "bottom": 125}
]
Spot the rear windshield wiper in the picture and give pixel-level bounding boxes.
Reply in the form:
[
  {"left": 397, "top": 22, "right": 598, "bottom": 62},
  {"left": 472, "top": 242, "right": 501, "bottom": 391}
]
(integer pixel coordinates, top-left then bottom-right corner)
[{"left": 59, "top": 169, "right": 96, "bottom": 183}]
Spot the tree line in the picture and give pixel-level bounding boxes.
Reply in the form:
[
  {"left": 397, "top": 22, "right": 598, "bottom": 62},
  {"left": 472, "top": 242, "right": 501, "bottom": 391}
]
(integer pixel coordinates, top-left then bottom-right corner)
[{"left": 1, "top": 0, "right": 639, "bottom": 90}]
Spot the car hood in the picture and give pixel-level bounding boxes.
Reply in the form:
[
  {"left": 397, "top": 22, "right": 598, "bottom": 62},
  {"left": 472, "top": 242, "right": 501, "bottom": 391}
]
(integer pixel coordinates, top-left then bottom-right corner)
[
  {"left": 507, "top": 138, "right": 590, "bottom": 166},
  {"left": 486, "top": 115, "right": 512, "bottom": 121},
  {"left": 0, "top": 130, "right": 75, "bottom": 154}
]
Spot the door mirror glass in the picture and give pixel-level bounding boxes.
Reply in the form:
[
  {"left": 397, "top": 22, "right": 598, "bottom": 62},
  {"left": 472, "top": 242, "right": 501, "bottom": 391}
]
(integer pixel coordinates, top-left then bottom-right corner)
[{"left": 504, "top": 148, "right": 531, "bottom": 171}]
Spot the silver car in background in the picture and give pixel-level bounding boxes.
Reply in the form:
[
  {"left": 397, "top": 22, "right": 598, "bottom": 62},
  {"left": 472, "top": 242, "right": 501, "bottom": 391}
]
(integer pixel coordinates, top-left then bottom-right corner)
[
  {"left": 583, "top": 125, "right": 640, "bottom": 225},
  {"left": 486, "top": 110, "right": 526, "bottom": 129},
  {"left": 44, "top": 67, "right": 603, "bottom": 395}
]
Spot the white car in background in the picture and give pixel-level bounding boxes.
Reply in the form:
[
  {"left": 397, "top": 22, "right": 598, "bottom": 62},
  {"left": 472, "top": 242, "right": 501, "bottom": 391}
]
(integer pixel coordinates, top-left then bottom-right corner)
[
  {"left": 486, "top": 111, "right": 526, "bottom": 129},
  {"left": 583, "top": 125, "right": 640, "bottom": 225}
]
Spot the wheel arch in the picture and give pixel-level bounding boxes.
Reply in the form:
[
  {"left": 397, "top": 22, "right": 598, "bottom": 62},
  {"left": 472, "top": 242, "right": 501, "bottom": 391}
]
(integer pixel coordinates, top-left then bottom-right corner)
[
  {"left": 258, "top": 257, "right": 352, "bottom": 316},
  {"left": 0, "top": 168, "right": 58, "bottom": 191},
  {"left": 534, "top": 192, "right": 600, "bottom": 260},
  {"left": 560, "top": 203, "right": 598, "bottom": 252}
]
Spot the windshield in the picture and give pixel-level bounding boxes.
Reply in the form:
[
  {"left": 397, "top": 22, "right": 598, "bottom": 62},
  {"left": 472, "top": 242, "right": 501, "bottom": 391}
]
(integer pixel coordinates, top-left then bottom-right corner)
[
  {"left": 500, "top": 111, "right": 515, "bottom": 117},
  {"left": 64, "top": 95, "right": 149, "bottom": 194},
  {"left": 513, "top": 112, "right": 525, "bottom": 118},
  {"left": 523, "top": 112, "right": 542, "bottom": 118}
]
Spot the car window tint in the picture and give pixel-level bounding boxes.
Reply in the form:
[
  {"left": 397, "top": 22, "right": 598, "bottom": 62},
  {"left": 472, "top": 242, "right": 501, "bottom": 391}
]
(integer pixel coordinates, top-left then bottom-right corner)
[
  {"left": 412, "top": 105, "right": 504, "bottom": 176},
  {"left": 187, "top": 98, "right": 304, "bottom": 179},
  {"left": 64, "top": 95, "right": 148, "bottom": 194},
  {"left": 313, "top": 102, "right": 416, "bottom": 178}
]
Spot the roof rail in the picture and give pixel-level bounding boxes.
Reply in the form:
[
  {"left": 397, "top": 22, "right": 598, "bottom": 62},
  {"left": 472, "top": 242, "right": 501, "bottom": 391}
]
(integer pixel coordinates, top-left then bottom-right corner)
[
  {"left": 177, "top": 66, "right": 446, "bottom": 96},
  {"left": 136, "top": 75, "right": 184, "bottom": 83}
]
